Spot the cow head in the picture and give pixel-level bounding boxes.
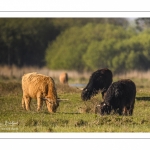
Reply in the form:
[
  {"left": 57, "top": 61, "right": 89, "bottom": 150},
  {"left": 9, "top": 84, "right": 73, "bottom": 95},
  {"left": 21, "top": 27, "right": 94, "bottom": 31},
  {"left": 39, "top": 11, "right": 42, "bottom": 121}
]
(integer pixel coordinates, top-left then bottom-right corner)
[
  {"left": 81, "top": 70, "right": 109, "bottom": 101},
  {"left": 95, "top": 102, "right": 111, "bottom": 115},
  {"left": 81, "top": 88, "right": 98, "bottom": 101},
  {"left": 42, "top": 97, "right": 59, "bottom": 113}
]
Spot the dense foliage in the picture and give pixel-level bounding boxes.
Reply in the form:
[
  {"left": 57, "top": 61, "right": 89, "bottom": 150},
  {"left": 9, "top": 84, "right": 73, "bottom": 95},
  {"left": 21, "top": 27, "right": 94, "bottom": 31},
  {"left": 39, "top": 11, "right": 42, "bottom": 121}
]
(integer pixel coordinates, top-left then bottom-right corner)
[
  {"left": 0, "top": 18, "right": 60, "bottom": 67},
  {"left": 46, "top": 22, "right": 150, "bottom": 73},
  {"left": 1, "top": 18, "right": 150, "bottom": 73}
]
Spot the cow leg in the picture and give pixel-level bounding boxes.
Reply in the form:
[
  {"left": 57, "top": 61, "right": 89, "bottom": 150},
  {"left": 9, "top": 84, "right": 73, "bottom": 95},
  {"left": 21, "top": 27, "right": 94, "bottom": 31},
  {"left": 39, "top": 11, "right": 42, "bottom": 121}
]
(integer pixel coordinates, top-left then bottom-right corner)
[
  {"left": 129, "top": 109, "right": 133, "bottom": 115},
  {"left": 113, "top": 108, "right": 118, "bottom": 114},
  {"left": 129, "top": 100, "right": 135, "bottom": 115},
  {"left": 118, "top": 107, "right": 123, "bottom": 115},
  {"left": 24, "top": 95, "right": 31, "bottom": 111},
  {"left": 37, "top": 93, "right": 43, "bottom": 111},
  {"left": 129, "top": 106, "right": 134, "bottom": 116},
  {"left": 123, "top": 106, "right": 127, "bottom": 116},
  {"left": 22, "top": 97, "right": 25, "bottom": 110}
]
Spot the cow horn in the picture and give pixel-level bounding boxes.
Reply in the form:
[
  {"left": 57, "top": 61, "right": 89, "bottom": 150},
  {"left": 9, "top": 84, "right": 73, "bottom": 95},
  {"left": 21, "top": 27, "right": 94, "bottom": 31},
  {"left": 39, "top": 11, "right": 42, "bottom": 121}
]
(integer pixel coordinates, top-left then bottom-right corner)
[{"left": 57, "top": 98, "right": 69, "bottom": 102}]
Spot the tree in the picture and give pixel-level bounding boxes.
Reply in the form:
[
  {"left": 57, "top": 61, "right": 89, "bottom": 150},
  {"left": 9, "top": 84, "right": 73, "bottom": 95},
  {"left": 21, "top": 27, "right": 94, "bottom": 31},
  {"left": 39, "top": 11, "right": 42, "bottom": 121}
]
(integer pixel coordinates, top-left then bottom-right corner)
[
  {"left": 135, "top": 18, "right": 150, "bottom": 31},
  {"left": 45, "top": 23, "right": 133, "bottom": 72},
  {"left": 0, "top": 18, "right": 60, "bottom": 67}
]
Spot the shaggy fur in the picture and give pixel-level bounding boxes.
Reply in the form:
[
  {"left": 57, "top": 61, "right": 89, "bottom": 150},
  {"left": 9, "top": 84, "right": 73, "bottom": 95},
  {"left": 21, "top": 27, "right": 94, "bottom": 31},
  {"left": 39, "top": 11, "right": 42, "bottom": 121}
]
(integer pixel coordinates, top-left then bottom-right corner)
[
  {"left": 81, "top": 68, "right": 113, "bottom": 101},
  {"left": 98, "top": 79, "right": 136, "bottom": 116},
  {"left": 22, "top": 72, "right": 59, "bottom": 113},
  {"left": 59, "top": 72, "right": 68, "bottom": 84}
]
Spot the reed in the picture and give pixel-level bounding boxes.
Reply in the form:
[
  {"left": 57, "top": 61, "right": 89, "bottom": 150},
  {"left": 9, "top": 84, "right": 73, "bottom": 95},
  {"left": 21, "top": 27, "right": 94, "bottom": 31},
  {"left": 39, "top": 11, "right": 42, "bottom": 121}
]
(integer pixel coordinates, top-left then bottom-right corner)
[{"left": 1, "top": 65, "right": 150, "bottom": 82}]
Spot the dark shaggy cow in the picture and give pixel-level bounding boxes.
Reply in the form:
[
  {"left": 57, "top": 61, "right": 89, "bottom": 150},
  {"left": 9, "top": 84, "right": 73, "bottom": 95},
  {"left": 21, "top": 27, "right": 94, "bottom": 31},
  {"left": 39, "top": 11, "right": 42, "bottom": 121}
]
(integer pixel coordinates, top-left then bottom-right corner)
[
  {"left": 96, "top": 79, "right": 136, "bottom": 116},
  {"left": 81, "top": 68, "right": 113, "bottom": 101}
]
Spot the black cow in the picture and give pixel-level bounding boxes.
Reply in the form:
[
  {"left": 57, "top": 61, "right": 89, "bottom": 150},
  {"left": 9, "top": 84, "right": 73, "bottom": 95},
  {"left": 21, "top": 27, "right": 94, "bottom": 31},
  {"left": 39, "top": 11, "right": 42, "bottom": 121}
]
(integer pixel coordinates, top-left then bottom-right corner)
[
  {"left": 96, "top": 79, "right": 136, "bottom": 116},
  {"left": 81, "top": 68, "right": 113, "bottom": 101}
]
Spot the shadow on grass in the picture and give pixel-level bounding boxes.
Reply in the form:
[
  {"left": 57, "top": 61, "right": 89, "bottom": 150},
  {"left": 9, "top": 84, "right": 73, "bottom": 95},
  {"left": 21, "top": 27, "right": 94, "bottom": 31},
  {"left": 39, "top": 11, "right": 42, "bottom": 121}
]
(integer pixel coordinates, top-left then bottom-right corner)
[
  {"left": 56, "top": 112, "right": 80, "bottom": 115},
  {"left": 42, "top": 112, "right": 80, "bottom": 115},
  {"left": 136, "top": 97, "right": 150, "bottom": 101}
]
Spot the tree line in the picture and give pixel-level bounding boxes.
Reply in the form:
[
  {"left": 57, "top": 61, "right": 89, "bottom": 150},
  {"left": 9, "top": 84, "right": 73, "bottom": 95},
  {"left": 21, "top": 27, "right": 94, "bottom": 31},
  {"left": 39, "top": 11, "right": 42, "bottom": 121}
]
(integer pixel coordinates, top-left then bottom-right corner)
[{"left": 0, "top": 18, "right": 150, "bottom": 73}]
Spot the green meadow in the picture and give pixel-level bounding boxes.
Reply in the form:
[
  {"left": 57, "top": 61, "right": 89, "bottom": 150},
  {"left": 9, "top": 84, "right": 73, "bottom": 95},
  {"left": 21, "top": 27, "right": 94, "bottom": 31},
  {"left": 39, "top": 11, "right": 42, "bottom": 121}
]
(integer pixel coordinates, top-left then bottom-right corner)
[{"left": 0, "top": 75, "right": 150, "bottom": 132}]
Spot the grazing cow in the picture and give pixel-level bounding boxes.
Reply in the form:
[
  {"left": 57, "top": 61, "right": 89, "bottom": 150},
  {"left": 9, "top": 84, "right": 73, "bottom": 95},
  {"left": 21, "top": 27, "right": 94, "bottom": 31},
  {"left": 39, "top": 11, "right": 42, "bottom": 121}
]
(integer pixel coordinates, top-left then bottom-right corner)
[
  {"left": 22, "top": 72, "right": 59, "bottom": 113},
  {"left": 81, "top": 68, "right": 113, "bottom": 101},
  {"left": 96, "top": 79, "right": 136, "bottom": 116},
  {"left": 59, "top": 72, "right": 68, "bottom": 84}
]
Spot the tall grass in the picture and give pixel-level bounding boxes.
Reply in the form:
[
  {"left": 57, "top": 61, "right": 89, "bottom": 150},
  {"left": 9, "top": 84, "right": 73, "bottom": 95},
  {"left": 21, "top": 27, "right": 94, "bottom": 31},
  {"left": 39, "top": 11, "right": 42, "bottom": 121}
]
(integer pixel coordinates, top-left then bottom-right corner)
[
  {"left": 2, "top": 65, "right": 150, "bottom": 82},
  {"left": 0, "top": 65, "right": 90, "bottom": 83}
]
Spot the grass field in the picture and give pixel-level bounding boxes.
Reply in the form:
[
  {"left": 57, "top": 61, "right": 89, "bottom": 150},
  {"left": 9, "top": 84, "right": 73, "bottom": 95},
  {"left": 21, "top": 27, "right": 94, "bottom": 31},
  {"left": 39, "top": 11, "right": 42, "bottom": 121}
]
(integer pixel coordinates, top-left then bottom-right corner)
[{"left": 1, "top": 73, "right": 150, "bottom": 132}]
